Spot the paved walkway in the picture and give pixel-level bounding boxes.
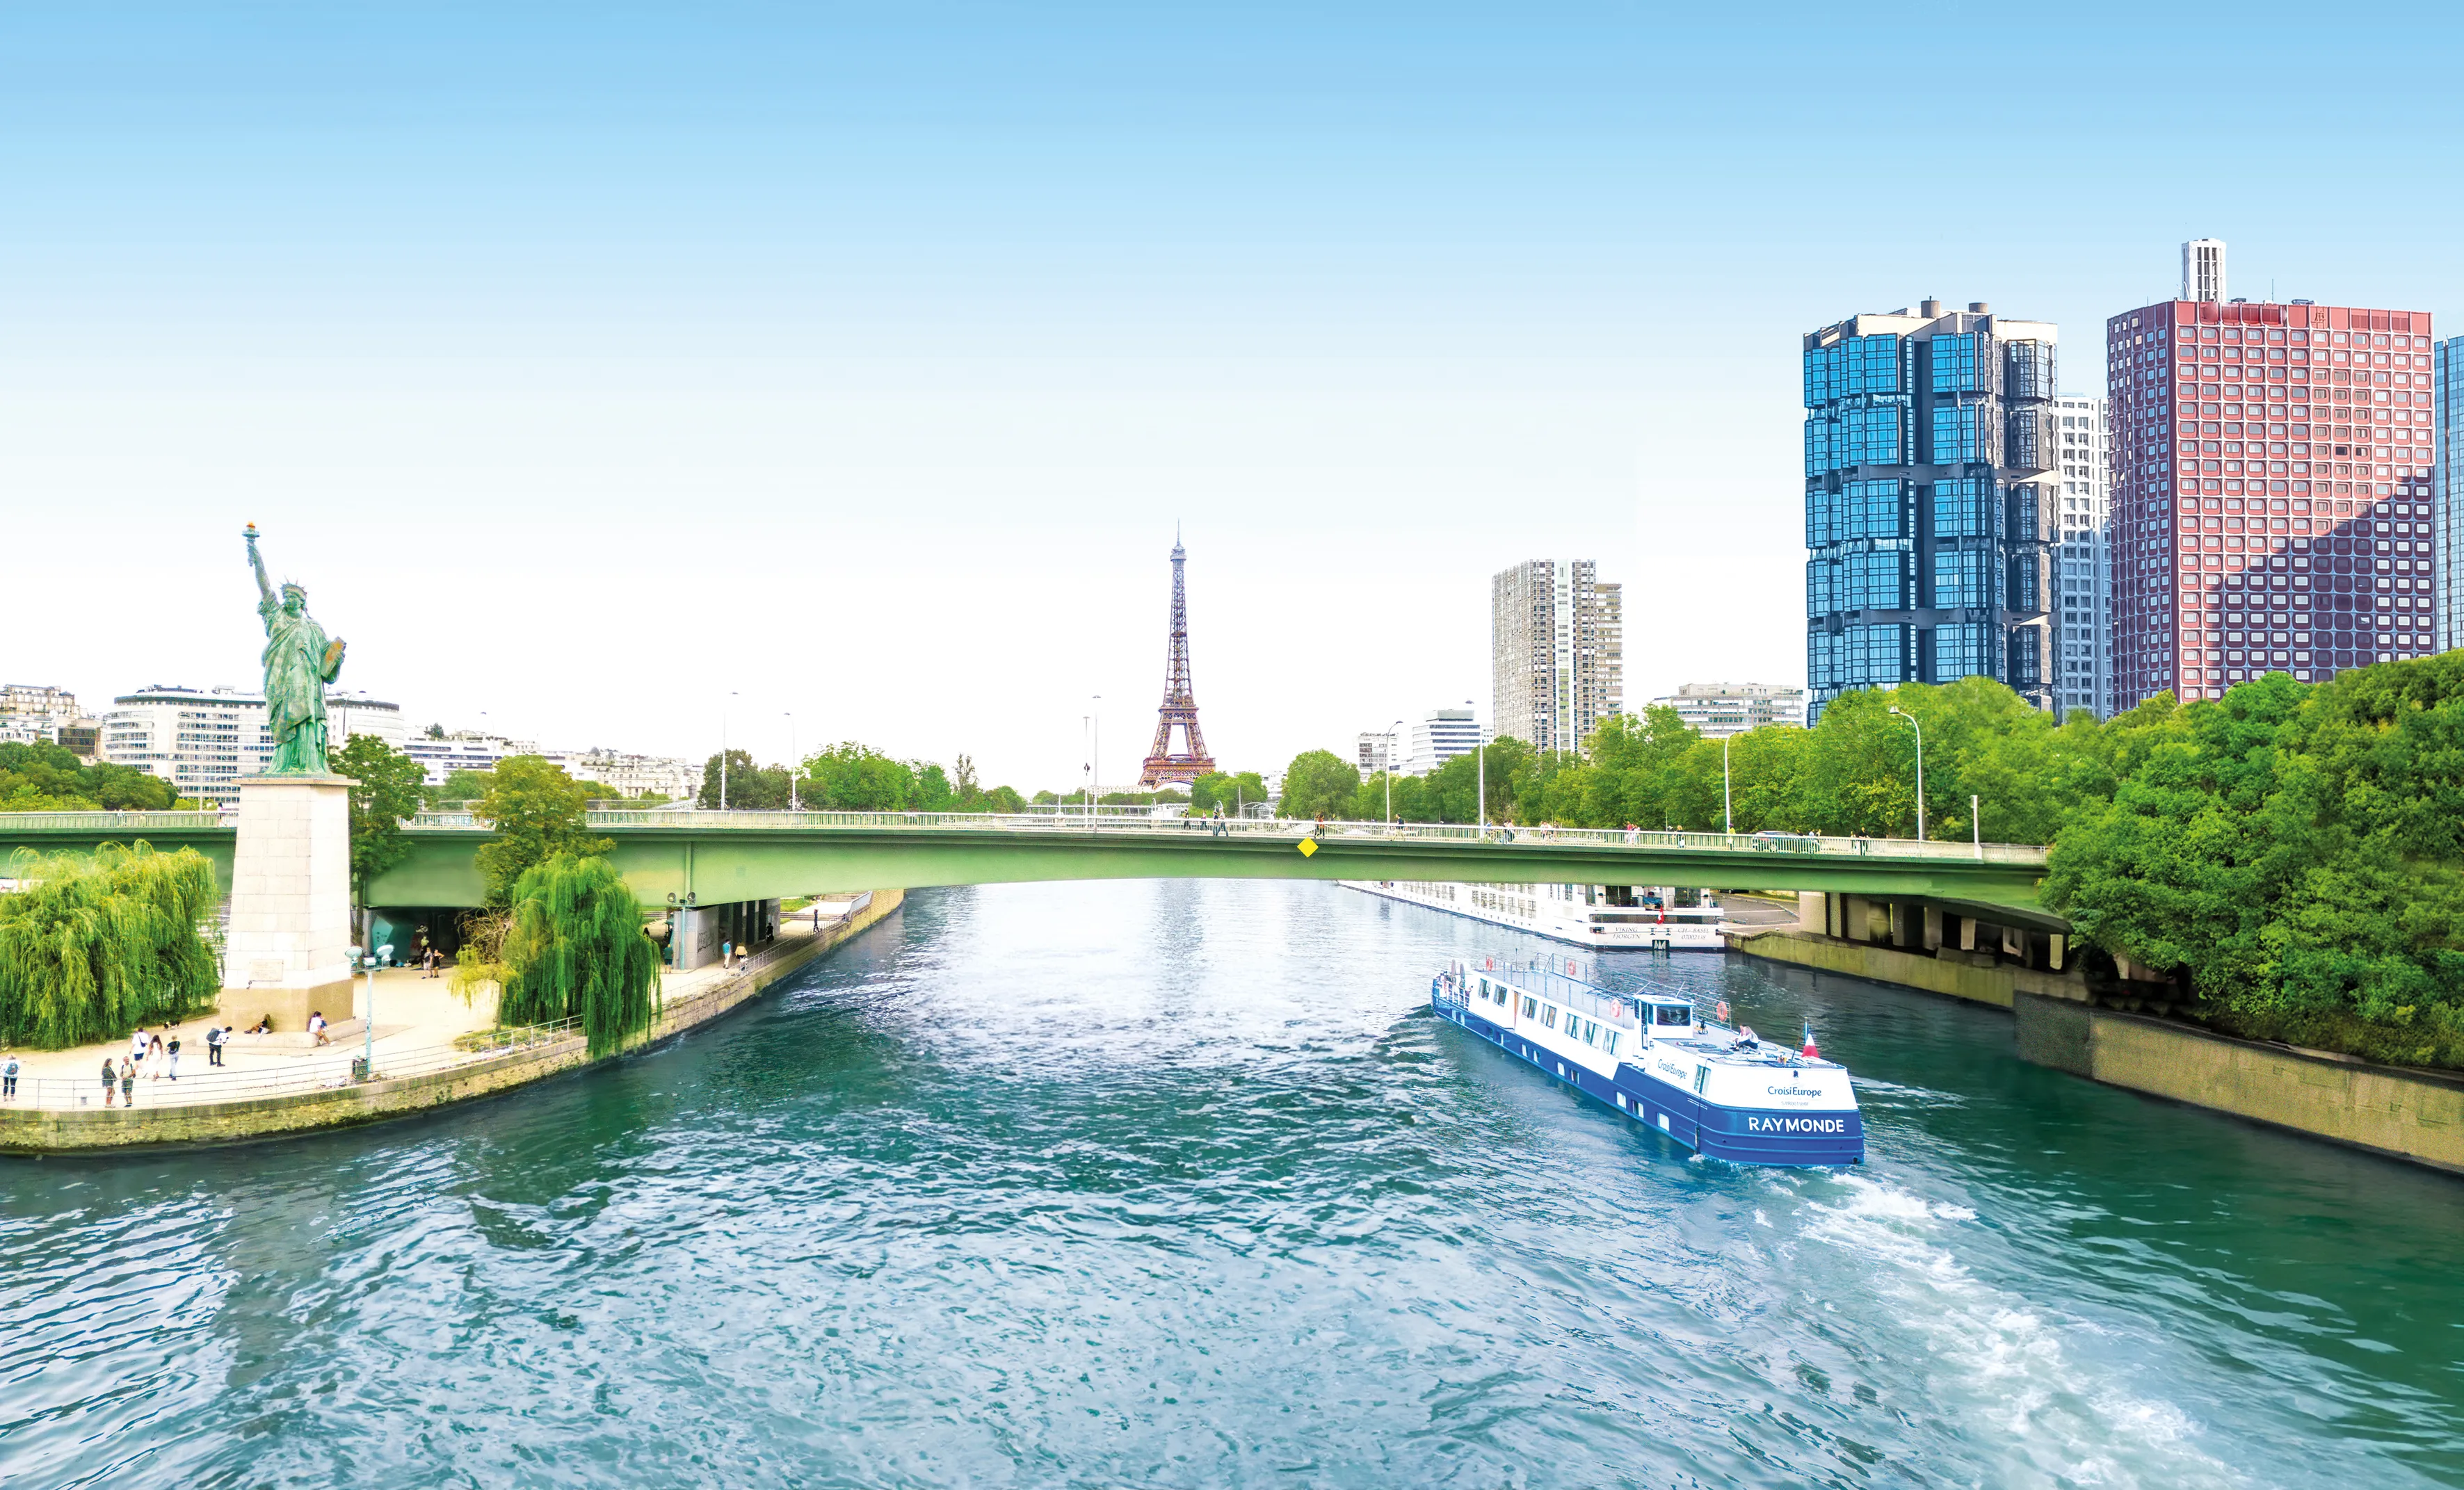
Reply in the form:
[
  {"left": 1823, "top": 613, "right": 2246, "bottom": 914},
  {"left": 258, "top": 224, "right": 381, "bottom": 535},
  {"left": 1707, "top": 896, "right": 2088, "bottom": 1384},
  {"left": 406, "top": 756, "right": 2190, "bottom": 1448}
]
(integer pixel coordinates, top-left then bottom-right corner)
[{"left": 0, "top": 905, "right": 851, "bottom": 1111}]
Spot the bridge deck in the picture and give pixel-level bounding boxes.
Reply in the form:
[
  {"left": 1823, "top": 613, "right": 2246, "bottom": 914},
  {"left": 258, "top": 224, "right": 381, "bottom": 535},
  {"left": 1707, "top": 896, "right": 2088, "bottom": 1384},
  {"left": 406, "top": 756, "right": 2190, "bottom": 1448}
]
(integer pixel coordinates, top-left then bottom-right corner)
[{"left": 0, "top": 809, "right": 2047, "bottom": 913}]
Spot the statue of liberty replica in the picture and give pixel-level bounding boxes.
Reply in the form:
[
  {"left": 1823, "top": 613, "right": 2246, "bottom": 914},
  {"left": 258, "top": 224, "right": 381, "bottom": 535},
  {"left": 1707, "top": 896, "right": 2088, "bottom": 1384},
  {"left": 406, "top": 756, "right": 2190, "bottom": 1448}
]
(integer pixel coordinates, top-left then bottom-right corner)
[{"left": 245, "top": 524, "right": 348, "bottom": 775}]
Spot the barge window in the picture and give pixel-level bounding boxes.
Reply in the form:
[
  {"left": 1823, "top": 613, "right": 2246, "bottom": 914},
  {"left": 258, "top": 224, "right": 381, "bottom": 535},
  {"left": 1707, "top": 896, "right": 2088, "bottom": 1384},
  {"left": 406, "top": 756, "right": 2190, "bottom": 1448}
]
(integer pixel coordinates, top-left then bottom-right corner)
[
  {"left": 1520, "top": 996, "right": 1538, "bottom": 1019},
  {"left": 1604, "top": 1033, "right": 1620, "bottom": 1056},
  {"left": 1581, "top": 1019, "right": 1599, "bottom": 1046},
  {"left": 1654, "top": 1005, "right": 1692, "bottom": 1026},
  {"left": 1540, "top": 1006, "right": 1557, "bottom": 1029}
]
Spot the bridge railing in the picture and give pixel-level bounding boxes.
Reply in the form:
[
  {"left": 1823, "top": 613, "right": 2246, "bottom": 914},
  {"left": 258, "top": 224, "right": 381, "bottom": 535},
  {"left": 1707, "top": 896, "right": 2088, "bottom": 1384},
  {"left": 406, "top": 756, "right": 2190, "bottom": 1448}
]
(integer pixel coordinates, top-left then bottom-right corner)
[
  {"left": 0, "top": 810, "right": 235, "bottom": 831},
  {"left": 0, "top": 808, "right": 2043, "bottom": 865},
  {"left": 385, "top": 809, "right": 2045, "bottom": 865}
]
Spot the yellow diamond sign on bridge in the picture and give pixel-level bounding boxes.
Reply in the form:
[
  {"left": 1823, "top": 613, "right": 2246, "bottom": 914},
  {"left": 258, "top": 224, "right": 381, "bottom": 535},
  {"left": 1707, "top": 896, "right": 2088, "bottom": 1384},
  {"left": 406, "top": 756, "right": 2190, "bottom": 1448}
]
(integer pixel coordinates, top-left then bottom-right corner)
[{"left": 1297, "top": 838, "right": 1318, "bottom": 857}]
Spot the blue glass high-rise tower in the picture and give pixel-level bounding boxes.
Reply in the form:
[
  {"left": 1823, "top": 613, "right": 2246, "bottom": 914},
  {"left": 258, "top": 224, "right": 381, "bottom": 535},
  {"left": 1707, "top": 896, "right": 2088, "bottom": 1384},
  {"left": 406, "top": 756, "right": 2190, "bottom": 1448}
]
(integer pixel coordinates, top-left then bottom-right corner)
[{"left": 1805, "top": 298, "right": 2059, "bottom": 722}]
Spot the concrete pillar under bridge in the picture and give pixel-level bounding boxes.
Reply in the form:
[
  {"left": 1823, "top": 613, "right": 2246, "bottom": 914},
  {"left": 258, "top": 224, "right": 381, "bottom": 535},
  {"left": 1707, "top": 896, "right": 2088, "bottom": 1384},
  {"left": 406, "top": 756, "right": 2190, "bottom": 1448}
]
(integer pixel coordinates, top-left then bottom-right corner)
[{"left": 1798, "top": 892, "right": 2070, "bottom": 976}]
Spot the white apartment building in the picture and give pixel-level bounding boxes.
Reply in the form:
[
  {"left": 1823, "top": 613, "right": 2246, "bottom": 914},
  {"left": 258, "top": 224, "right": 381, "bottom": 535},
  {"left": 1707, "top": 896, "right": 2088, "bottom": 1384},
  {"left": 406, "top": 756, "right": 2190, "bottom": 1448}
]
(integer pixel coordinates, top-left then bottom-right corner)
[
  {"left": 405, "top": 731, "right": 695, "bottom": 800},
  {"left": 102, "top": 686, "right": 400, "bottom": 803},
  {"left": 1360, "top": 708, "right": 1490, "bottom": 778},
  {"left": 1492, "top": 560, "right": 1623, "bottom": 755},
  {"left": 554, "top": 747, "right": 699, "bottom": 802},
  {"left": 1400, "top": 706, "right": 1488, "bottom": 775},
  {"left": 1647, "top": 683, "right": 1807, "bottom": 738},
  {"left": 403, "top": 731, "right": 538, "bottom": 785},
  {"left": 0, "top": 684, "right": 99, "bottom": 752},
  {"left": 1354, "top": 732, "right": 1392, "bottom": 782},
  {"left": 2052, "top": 395, "right": 2114, "bottom": 717}
]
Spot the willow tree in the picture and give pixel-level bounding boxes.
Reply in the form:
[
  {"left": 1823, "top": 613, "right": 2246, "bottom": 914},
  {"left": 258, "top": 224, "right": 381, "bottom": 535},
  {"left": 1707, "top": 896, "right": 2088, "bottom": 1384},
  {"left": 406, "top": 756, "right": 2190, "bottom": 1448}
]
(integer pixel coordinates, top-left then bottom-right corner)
[
  {"left": 0, "top": 842, "right": 221, "bottom": 1048},
  {"left": 477, "top": 855, "right": 661, "bottom": 1056}
]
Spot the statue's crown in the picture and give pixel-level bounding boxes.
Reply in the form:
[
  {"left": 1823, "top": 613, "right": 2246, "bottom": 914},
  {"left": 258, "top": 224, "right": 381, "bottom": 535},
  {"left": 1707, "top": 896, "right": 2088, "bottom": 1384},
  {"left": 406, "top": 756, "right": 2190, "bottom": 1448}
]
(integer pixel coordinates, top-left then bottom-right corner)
[{"left": 280, "top": 581, "right": 307, "bottom": 599}]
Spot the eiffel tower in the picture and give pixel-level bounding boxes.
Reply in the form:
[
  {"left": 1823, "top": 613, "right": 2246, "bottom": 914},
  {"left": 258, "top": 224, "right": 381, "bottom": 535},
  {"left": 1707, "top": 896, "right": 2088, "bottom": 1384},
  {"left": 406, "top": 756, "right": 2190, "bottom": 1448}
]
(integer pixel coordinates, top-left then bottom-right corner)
[{"left": 1138, "top": 532, "right": 1216, "bottom": 787}]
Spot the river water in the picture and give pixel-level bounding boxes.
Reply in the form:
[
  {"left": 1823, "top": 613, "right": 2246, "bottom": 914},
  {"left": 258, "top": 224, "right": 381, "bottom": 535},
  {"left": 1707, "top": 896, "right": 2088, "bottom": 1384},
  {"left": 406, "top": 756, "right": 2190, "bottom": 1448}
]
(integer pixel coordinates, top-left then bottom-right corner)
[{"left": 6, "top": 880, "right": 2462, "bottom": 1488}]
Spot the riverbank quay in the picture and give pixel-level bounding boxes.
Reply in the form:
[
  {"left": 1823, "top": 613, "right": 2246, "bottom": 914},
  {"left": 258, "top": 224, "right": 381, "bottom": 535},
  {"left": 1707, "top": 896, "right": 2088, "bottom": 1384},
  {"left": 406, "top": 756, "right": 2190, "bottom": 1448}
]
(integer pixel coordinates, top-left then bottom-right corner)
[
  {"left": 1730, "top": 921, "right": 2464, "bottom": 1176},
  {"left": 0, "top": 889, "right": 902, "bottom": 1155}
]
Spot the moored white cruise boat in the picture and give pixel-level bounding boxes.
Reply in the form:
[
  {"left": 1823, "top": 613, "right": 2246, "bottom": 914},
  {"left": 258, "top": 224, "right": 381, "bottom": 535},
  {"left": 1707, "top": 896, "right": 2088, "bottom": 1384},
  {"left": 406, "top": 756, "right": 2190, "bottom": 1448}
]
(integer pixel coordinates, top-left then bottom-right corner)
[
  {"left": 1428, "top": 955, "right": 1862, "bottom": 1166},
  {"left": 1344, "top": 878, "right": 1723, "bottom": 950}
]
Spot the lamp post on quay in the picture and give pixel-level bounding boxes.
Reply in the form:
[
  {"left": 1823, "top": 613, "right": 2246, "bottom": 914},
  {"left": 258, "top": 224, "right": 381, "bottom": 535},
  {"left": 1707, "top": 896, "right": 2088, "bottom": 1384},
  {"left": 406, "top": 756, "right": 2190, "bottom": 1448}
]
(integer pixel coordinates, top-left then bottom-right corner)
[
  {"left": 1887, "top": 706, "right": 1925, "bottom": 841},
  {"left": 1384, "top": 720, "right": 1404, "bottom": 831}
]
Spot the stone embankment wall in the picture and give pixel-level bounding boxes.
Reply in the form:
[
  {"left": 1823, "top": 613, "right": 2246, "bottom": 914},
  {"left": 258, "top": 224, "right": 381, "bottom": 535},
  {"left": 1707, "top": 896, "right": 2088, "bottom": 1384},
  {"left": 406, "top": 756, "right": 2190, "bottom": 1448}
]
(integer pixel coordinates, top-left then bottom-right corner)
[
  {"left": 1732, "top": 916, "right": 2464, "bottom": 1176},
  {"left": 2015, "top": 992, "right": 2464, "bottom": 1174},
  {"left": 0, "top": 889, "right": 904, "bottom": 1156}
]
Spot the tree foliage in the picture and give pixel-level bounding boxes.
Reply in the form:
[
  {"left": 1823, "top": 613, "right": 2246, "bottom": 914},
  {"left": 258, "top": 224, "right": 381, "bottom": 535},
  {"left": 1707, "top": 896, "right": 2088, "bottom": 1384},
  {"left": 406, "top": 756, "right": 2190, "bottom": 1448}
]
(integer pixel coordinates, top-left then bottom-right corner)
[
  {"left": 473, "top": 756, "right": 614, "bottom": 907},
  {"left": 1276, "top": 750, "right": 1360, "bottom": 821},
  {"left": 1190, "top": 770, "right": 1268, "bottom": 814},
  {"left": 0, "top": 843, "right": 221, "bottom": 1048},
  {"left": 0, "top": 742, "right": 179, "bottom": 812},
  {"left": 332, "top": 734, "right": 427, "bottom": 905},
  {"left": 2048, "top": 658, "right": 2464, "bottom": 1066},
  {"left": 490, "top": 855, "right": 662, "bottom": 1056},
  {"left": 421, "top": 768, "right": 498, "bottom": 808}
]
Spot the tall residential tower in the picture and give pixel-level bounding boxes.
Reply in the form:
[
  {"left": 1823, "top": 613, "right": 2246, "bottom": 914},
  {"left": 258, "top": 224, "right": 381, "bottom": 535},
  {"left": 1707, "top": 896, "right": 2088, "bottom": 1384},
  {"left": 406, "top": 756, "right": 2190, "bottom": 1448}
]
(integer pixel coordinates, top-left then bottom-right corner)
[
  {"left": 1492, "top": 560, "right": 1622, "bottom": 754},
  {"left": 2108, "top": 293, "right": 2437, "bottom": 709},
  {"left": 2051, "top": 395, "right": 2113, "bottom": 716},
  {"left": 2435, "top": 334, "right": 2464, "bottom": 651},
  {"left": 1803, "top": 299, "right": 2060, "bottom": 722}
]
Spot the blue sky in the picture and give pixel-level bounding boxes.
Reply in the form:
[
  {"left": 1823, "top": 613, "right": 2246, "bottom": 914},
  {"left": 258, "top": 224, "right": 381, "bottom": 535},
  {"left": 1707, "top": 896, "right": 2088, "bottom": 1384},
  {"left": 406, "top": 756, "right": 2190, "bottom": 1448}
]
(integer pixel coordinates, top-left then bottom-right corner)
[{"left": 6, "top": 4, "right": 2458, "bottom": 788}]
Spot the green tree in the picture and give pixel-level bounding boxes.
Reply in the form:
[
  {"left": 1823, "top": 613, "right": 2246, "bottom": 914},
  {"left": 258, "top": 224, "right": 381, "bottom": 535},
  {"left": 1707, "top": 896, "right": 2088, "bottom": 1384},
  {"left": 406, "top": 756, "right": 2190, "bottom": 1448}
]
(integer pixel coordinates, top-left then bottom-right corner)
[
  {"left": 493, "top": 855, "right": 663, "bottom": 1055},
  {"left": 699, "top": 750, "right": 791, "bottom": 809},
  {"left": 332, "top": 734, "right": 427, "bottom": 911},
  {"left": 0, "top": 843, "right": 221, "bottom": 1048},
  {"left": 0, "top": 742, "right": 178, "bottom": 811},
  {"left": 421, "top": 768, "right": 497, "bottom": 807},
  {"left": 1278, "top": 750, "right": 1360, "bottom": 820},
  {"left": 1191, "top": 770, "right": 1269, "bottom": 814},
  {"left": 473, "top": 756, "right": 615, "bottom": 907}
]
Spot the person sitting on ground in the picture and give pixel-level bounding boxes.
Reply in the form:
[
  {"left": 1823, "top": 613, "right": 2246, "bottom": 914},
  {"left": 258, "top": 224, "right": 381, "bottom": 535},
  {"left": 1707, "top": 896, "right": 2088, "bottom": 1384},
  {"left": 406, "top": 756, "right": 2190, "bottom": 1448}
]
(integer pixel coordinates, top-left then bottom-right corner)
[
  {"left": 309, "top": 1010, "right": 329, "bottom": 1046},
  {"left": 250, "top": 1015, "right": 273, "bottom": 1036},
  {"left": 1733, "top": 1023, "right": 1760, "bottom": 1051}
]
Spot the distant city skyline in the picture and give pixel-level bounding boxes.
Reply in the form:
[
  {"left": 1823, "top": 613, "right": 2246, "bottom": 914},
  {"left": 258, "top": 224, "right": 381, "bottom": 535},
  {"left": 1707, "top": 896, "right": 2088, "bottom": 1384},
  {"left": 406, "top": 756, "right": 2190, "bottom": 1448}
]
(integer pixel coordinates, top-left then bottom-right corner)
[{"left": 3, "top": 6, "right": 2456, "bottom": 783}]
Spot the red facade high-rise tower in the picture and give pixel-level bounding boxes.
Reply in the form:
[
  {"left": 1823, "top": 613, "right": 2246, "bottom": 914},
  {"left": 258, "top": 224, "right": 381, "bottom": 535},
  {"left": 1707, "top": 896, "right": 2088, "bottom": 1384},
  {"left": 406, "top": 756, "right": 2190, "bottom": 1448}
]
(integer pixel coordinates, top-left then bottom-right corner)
[
  {"left": 1138, "top": 535, "right": 1216, "bottom": 787},
  {"left": 2109, "top": 296, "right": 2435, "bottom": 710}
]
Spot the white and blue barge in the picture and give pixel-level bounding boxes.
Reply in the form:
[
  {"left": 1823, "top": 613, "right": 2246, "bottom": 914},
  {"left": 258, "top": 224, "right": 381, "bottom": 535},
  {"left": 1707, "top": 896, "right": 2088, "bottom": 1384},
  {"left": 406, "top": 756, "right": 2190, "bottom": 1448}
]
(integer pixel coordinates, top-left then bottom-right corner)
[{"left": 1431, "top": 957, "right": 1862, "bottom": 1166}]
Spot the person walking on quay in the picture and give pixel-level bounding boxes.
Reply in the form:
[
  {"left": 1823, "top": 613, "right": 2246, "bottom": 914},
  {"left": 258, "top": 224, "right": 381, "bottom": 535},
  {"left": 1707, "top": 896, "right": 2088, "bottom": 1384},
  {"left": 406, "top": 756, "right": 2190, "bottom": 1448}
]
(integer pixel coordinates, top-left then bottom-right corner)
[
  {"left": 205, "top": 1026, "right": 225, "bottom": 1068},
  {"left": 2, "top": 1052, "right": 19, "bottom": 1101},
  {"left": 129, "top": 1027, "right": 150, "bottom": 1065},
  {"left": 118, "top": 1058, "right": 136, "bottom": 1108},
  {"left": 145, "top": 1033, "right": 166, "bottom": 1080},
  {"left": 166, "top": 1030, "right": 182, "bottom": 1080},
  {"left": 102, "top": 1057, "right": 118, "bottom": 1106}
]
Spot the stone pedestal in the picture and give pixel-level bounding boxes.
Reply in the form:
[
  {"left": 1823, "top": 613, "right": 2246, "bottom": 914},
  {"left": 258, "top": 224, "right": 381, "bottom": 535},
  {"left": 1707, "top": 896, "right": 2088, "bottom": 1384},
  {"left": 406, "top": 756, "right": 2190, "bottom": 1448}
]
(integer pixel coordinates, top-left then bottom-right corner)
[{"left": 218, "top": 774, "right": 357, "bottom": 1034}]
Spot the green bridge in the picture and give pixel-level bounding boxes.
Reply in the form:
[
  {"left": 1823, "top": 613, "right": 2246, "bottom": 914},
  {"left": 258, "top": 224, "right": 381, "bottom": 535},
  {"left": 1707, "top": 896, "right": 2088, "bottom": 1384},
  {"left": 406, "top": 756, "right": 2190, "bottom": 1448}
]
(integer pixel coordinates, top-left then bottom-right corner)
[{"left": 0, "top": 809, "right": 2050, "bottom": 914}]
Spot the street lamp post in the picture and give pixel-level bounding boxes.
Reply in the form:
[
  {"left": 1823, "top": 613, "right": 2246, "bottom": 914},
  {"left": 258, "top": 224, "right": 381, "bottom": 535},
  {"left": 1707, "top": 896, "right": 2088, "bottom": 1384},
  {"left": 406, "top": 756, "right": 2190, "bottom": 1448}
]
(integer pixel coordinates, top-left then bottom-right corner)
[
  {"left": 1091, "top": 696, "right": 1100, "bottom": 823},
  {"left": 1385, "top": 719, "right": 1404, "bottom": 831},
  {"left": 1722, "top": 734, "right": 1734, "bottom": 836},
  {"left": 1972, "top": 793, "right": 1982, "bottom": 861},
  {"left": 1476, "top": 740, "right": 1486, "bottom": 839},
  {"left": 720, "top": 692, "right": 737, "bottom": 810},
  {"left": 786, "top": 712, "right": 798, "bottom": 811},
  {"left": 1888, "top": 706, "right": 1925, "bottom": 841}
]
